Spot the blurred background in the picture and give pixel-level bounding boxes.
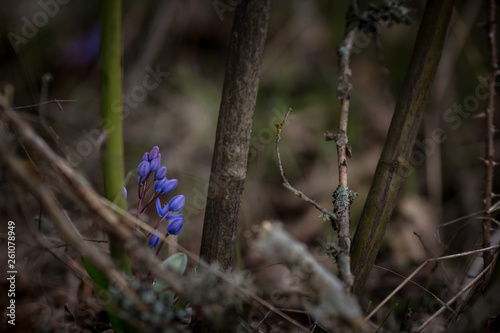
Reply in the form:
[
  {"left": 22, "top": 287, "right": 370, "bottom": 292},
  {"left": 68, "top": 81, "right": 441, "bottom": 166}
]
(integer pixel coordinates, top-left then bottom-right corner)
[{"left": 0, "top": 0, "right": 499, "bottom": 331}]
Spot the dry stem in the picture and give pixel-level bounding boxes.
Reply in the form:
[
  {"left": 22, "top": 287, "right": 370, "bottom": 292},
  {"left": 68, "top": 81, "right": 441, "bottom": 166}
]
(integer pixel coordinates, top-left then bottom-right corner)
[
  {"left": 274, "top": 108, "right": 336, "bottom": 221},
  {"left": 482, "top": 0, "right": 498, "bottom": 271},
  {"left": 331, "top": 0, "right": 359, "bottom": 289},
  {"left": 365, "top": 245, "right": 500, "bottom": 324}
]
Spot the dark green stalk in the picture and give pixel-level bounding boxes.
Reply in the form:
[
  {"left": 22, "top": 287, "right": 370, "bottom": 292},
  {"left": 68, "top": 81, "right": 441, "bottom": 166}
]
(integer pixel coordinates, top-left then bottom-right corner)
[
  {"left": 95, "top": 0, "right": 132, "bottom": 331},
  {"left": 99, "top": 0, "right": 130, "bottom": 273},
  {"left": 350, "top": 0, "right": 454, "bottom": 295}
]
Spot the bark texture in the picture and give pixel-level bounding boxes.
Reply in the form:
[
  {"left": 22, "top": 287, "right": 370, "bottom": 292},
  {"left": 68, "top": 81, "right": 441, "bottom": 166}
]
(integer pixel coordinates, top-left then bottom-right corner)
[
  {"left": 350, "top": 0, "right": 454, "bottom": 295},
  {"left": 199, "top": 0, "right": 272, "bottom": 270}
]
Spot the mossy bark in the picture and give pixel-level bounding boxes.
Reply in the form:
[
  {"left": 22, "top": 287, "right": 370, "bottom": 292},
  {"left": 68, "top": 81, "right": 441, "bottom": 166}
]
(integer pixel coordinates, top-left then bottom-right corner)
[{"left": 350, "top": 0, "right": 454, "bottom": 295}]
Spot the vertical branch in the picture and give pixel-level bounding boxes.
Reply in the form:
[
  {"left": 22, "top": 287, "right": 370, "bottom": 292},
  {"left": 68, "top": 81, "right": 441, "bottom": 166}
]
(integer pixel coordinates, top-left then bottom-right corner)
[
  {"left": 482, "top": 0, "right": 498, "bottom": 270},
  {"left": 331, "top": 1, "right": 359, "bottom": 289},
  {"left": 100, "top": 0, "right": 130, "bottom": 272},
  {"left": 350, "top": 0, "right": 454, "bottom": 295},
  {"left": 199, "top": 0, "right": 272, "bottom": 270}
]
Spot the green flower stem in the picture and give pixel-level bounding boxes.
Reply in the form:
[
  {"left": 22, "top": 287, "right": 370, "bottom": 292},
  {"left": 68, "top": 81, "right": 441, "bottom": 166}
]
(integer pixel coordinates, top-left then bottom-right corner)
[
  {"left": 99, "top": 0, "right": 131, "bottom": 273},
  {"left": 81, "top": 0, "right": 133, "bottom": 331}
]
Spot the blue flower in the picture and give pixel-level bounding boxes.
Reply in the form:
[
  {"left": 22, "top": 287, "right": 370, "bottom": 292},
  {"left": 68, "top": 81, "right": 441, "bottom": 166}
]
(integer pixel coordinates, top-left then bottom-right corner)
[
  {"left": 167, "top": 218, "right": 183, "bottom": 235},
  {"left": 149, "top": 146, "right": 160, "bottom": 161},
  {"left": 123, "top": 187, "right": 127, "bottom": 199},
  {"left": 161, "top": 178, "right": 178, "bottom": 194},
  {"left": 155, "top": 166, "right": 167, "bottom": 180},
  {"left": 138, "top": 160, "right": 151, "bottom": 177},
  {"left": 156, "top": 197, "right": 169, "bottom": 217},
  {"left": 142, "top": 152, "right": 149, "bottom": 161},
  {"left": 154, "top": 178, "right": 178, "bottom": 194},
  {"left": 168, "top": 195, "right": 185, "bottom": 212},
  {"left": 149, "top": 229, "right": 160, "bottom": 247},
  {"left": 154, "top": 178, "right": 167, "bottom": 193},
  {"left": 150, "top": 154, "right": 161, "bottom": 172}
]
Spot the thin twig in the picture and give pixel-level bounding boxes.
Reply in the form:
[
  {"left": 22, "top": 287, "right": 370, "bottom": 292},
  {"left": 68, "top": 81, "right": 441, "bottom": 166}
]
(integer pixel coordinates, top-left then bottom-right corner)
[
  {"left": 12, "top": 99, "right": 76, "bottom": 109},
  {"left": 482, "top": 0, "right": 498, "bottom": 271},
  {"left": 414, "top": 231, "right": 455, "bottom": 292},
  {"left": 415, "top": 260, "right": 496, "bottom": 332},
  {"left": 0, "top": 150, "right": 137, "bottom": 299},
  {"left": 373, "top": 265, "right": 454, "bottom": 314},
  {"left": 274, "top": 108, "right": 336, "bottom": 221},
  {"left": 365, "top": 245, "right": 500, "bottom": 321},
  {"left": 436, "top": 210, "right": 484, "bottom": 228},
  {"left": 329, "top": 0, "right": 359, "bottom": 289}
]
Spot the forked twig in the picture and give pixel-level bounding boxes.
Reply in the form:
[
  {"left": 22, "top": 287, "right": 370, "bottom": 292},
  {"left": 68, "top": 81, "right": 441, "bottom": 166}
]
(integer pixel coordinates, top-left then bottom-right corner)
[
  {"left": 415, "top": 260, "right": 496, "bottom": 332},
  {"left": 373, "top": 265, "right": 454, "bottom": 314},
  {"left": 274, "top": 108, "right": 336, "bottom": 221},
  {"left": 365, "top": 245, "right": 500, "bottom": 322}
]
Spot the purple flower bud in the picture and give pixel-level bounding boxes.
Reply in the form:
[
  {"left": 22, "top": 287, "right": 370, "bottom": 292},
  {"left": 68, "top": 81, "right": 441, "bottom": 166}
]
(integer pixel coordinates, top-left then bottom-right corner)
[
  {"left": 156, "top": 197, "right": 169, "bottom": 217},
  {"left": 142, "top": 152, "right": 149, "bottom": 161},
  {"left": 138, "top": 161, "right": 151, "bottom": 177},
  {"left": 168, "top": 195, "right": 185, "bottom": 212},
  {"left": 154, "top": 178, "right": 167, "bottom": 193},
  {"left": 123, "top": 187, "right": 127, "bottom": 199},
  {"left": 161, "top": 178, "right": 178, "bottom": 194},
  {"left": 149, "top": 146, "right": 160, "bottom": 161},
  {"left": 167, "top": 218, "right": 183, "bottom": 236},
  {"left": 149, "top": 229, "right": 160, "bottom": 247},
  {"left": 155, "top": 166, "right": 167, "bottom": 180},
  {"left": 150, "top": 154, "right": 161, "bottom": 172}
]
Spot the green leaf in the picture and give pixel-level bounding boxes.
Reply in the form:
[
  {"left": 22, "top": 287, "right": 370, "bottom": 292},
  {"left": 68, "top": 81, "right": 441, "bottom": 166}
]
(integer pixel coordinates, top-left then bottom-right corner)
[
  {"left": 153, "top": 253, "right": 187, "bottom": 304},
  {"left": 82, "top": 257, "right": 125, "bottom": 333}
]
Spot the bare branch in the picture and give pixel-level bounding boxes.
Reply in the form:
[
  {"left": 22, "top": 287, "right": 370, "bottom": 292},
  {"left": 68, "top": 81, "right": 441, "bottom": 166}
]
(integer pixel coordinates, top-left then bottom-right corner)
[
  {"left": 482, "top": 0, "right": 498, "bottom": 271},
  {"left": 328, "top": 0, "right": 360, "bottom": 289},
  {"left": 274, "top": 108, "right": 336, "bottom": 221}
]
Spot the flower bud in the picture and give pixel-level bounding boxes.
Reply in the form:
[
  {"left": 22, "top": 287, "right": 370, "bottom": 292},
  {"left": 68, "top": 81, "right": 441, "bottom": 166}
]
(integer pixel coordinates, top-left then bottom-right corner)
[
  {"left": 150, "top": 154, "right": 161, "bottom": 172},
  {"left": 168, "top": 195, "right": 185, "bottom": 212},
  {"left": 154, "top": 178, "right": 167, "bottom": 193},
  {"left": 167, "top": 218, "right": 183, "bottom": 236},
  {"left": 137, "top": 160, "right": 151, "bottom": 177},
  {"left": 161, "top": 179, "right": 178, "bottom": 194},
  {"left": 149, "top": 146, "right": 160, "bottom": 161},
  {"left": 149, "top": 229, "right": 160, "bottom": 247},
  {"left": 155, "top": 166, "right": 167, "bottom": 180}
]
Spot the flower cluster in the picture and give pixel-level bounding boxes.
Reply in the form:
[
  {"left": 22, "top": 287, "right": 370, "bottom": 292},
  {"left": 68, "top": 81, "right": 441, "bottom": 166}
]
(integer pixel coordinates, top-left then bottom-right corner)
[{"left": 134, "top": 146, "right": 184, "bottom": 255}]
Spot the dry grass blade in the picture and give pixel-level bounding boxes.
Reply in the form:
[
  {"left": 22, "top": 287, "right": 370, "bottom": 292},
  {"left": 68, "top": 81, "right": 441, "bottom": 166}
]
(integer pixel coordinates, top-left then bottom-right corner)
[
  {"left": 415, "top": 260, "right": 496, "bottom": 332},
  {"left": 366, "top": 245, "right": 500, "bottom": 321}
]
